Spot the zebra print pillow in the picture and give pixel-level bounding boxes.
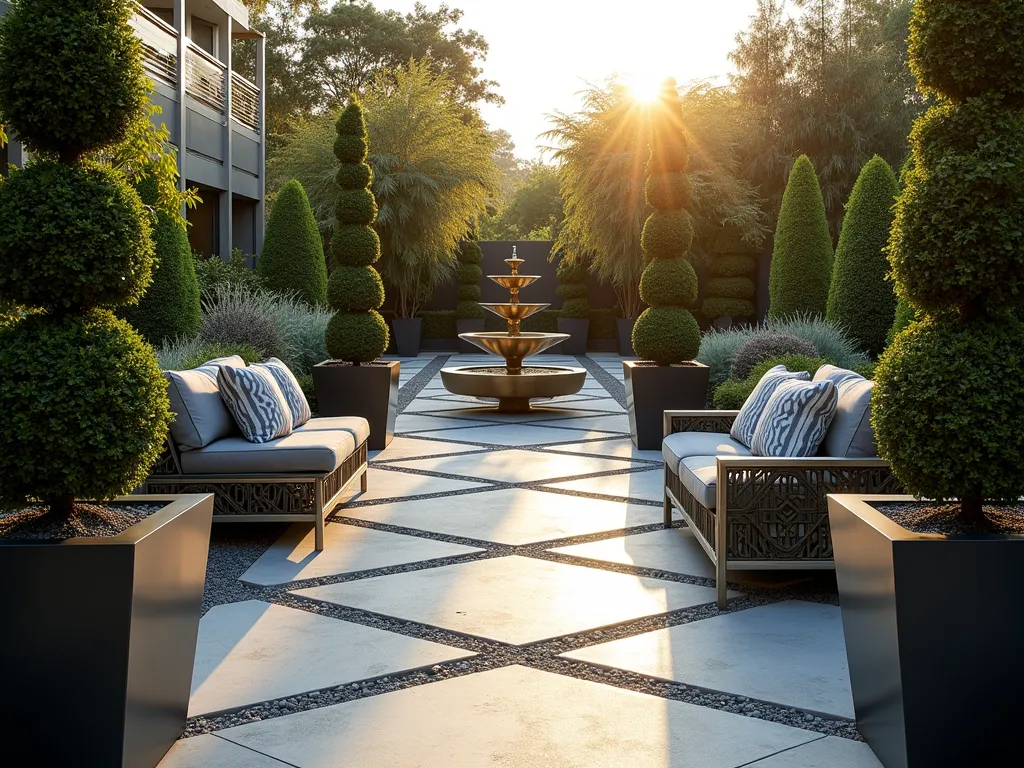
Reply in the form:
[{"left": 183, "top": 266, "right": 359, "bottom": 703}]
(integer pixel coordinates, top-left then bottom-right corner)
[
  {"left": 750, "top": 379, "right": 839, "bottom": 457},
  {"left": 217, "top": 365, "right": 293, "bottom": 444},
  {"left": 254, "top": 358, "right": 311, "bottom": 429},
  {"left": 730, "top": 365, "right": 811, "bottom": 448}
]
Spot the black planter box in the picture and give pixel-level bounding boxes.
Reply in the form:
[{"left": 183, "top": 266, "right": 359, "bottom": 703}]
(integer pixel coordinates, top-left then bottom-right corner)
[
  {"left": 828, "top": 494, "right": 1024, "bottom": 768},
  {"left": 624, "top": 360, "right": 709, "bottom": 450},
  {"left": 557, "top": 317, "right": 589, "bottom": 356},
  {"left": 392, "top": 317, "right": 423, "bottom": 357},
  {"left": 313, "top": 360, "right": 400, "bottom": 450},
  {"left": 617, "top": 317, "right": 637, "bottom": 357},
  {"left": 456, "top": 318, "right": 485, "bottom": 354},
  {"left": 0, "top": 494, "right": 213, "bottom": 768}
]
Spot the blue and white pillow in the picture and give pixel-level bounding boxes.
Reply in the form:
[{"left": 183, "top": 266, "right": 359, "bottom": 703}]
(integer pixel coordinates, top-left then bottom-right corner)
[
  {"left": 254, "top": 358, "right": 311, "bottom": 430},
  {"left": 217, "top": 365, "right": 293, "bottom": 444},
  {"left": 750, "top": 379, "right": 839, "bottom": 457},
  {"left": 730, "top": 365, "right": 811, "bottom": 448}
]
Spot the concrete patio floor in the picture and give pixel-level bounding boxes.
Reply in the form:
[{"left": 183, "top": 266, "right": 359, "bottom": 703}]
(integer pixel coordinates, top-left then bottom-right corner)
[{"left": 160, "top": 353, "right": 882, "bottom": 768}]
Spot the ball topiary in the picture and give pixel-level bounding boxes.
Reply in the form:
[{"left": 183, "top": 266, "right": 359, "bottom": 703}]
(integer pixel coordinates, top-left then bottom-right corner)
[
  {"left": 456, "top": 238, "right": 486, "bottom": 321},
  {"left": 556, "top": 255, "right": 590, "bottom": 320},
  {"left": 458, "top": 284, "right": 482, "bottom": 302},
  {"left": 326, "top": 99, "right": 388, "bottom": 362},
  {"left": 730, "top": 332, "right": 819, "bottom": 380},
  {"left": 702, "top": 298, "right": 755, "bottom": 319},
  {"left": 258, "top": 179, "right": 328, "bottom": 306},
  {"left": 703, "top": 227, "right": 758, "bottom": 323},
  {"left": 826, "top": 155, "right": 900, "bottom": 356},
  {"left": 705, "top": 277, "right": 755, "bottom": 300},
  {"left": 711, "top": 254, "right": 756, "bottom": 278},
  {"left": 0, "top": 0, "right": 147, "bottom": 161},
  {"left": 632, "top": 79, "right": 701, "bottom": 365},
  {"left": 768, "top": 155, "right": 834, "bottom": 320}
]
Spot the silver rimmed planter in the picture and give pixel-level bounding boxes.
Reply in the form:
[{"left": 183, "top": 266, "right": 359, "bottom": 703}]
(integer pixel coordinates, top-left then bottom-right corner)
[
  {"left": 0, "top": 493, "right": 213, "bottom": 768},
  {"left": 827, "top": 494, "right": 1024, "bottom": 768},
  {"left": 624, "top": 360, "right": 709, "bottom": 449}
]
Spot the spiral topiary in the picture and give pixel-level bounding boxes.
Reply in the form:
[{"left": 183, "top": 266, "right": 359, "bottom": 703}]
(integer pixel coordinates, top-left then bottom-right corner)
[
  {"left": 631, "top": 79, "right": 701, "bottom": 365},
  {"left": 873, "top": 0, "right": 1024, "bottom": 522},
  {"left": 325, "top": 98, "right": 388, "bottom": 363},
  {"left": 703, "top": 226, "right": 757, "bottom": 322},
  {"left": 555, "top": 255, "right": 590, "bottom": 319},
  {"left": 258, "top": 179, "right": 328, "bottom": 306},
  {"left": 455, "top": 237, "right": 485, "bottom": 320},
  {"left": 0, "top": 0, "right": 171, "bottom": 518}
]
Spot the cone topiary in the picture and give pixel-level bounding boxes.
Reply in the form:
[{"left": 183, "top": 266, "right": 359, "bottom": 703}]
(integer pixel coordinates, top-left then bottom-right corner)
[
  {"left": 556, "top": 255, "right": 590, "bottom": 319},
  {"left": 631, "top": 79, "right": 701, "bottom": 365},
  {"left": 0, "top": 0, "right": 171, "bottom": 517},
  {"left": 455, "top": 237, "right": 485, "bottom": 320},
  {"left": 768, "top": 155, "right": 834, "bottom": 320},
  {"left": 873, "top": 0, "right": 1024, "bottom": 522},
  {"left": 826, "top": 156, "right": 900, "bottom": 356},
  {"left": 325, "top": 98, "right": 388, "bottom": 363},
  {"left": 703, "top": 226, "right": 757, "bottom": 322},
  {"left": 259, "top": 179, "right": 328, "bottom": 306}
]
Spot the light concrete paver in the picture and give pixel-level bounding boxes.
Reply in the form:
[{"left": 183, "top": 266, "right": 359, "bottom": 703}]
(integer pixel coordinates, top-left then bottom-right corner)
[
  {"left": 337, "top": 466, "right": 490, "bottom": 504},
  {"left": 546, "top": 467, "right": 664, "bottom": 502},
  {"left": 394, "top": 414, "right": 498, "bottom": 432},
  {"left": 540, "top": 397, "right": 625, "bottom": 413},
  {"left": 369, "top": 436, "right": 481, "bottom": 461},
  {"left": 407, "top": 424, "right": 623, "bottom": 446},
  {"left": 158, "top": 734, "right": 290, "bottom": 767},
  {"left": 189, "top": 601, "right": 475, "bottom": 717},
  {"left": 240, "top": 522, "right": 483, "bottom": 586},
  {"left": 344, "top": 488, "right": 664, "bottom": 545},
  {"left": 550, "top": 527, "right": 717, "bottom": 579},
  {"left": 532, "top": 414, "right": 632, "bottom": 432},
  {"left": 563, "top": 600, "right": 855, "bottom": 718},
  {"left": 292, "top": 555, "right": 737, "bottom": 644},
  {"left": 215, "top": 666, "right": 823, "bottom": 768},
  {"left": 391, "top": 448, "right": 638, "bottom": 484},
  {"left": 745, "top": 736, "right": 882, "bottom": 767},
  {"left": 545, "top": 436, "right": 662, "bottom": 461}
]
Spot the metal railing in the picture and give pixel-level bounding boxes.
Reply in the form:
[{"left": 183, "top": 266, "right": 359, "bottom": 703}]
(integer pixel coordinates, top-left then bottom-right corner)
[
  {"left": 130, "top": 6, "right": 178, "bottom": 88},
  {"left": 185, "top": 43, "right": 227, "bottom": 114},
  {"left": 231, "top": 72, "right": 260, "bottom": 132}
]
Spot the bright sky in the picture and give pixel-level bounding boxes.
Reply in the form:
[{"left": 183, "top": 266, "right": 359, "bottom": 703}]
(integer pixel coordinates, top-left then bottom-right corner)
[{"left": 372, "top": 0, "right": 761, "bottom": 159}]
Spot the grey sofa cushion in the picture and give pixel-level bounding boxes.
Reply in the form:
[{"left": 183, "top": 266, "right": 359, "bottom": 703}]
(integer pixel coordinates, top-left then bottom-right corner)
[
  {"left": 164, "top": 356, "right": 247, "bottom": 450},
  {"left": 813, "top": 364, "right": 864, "bottom": 387},
  {"left": 730, "top": 365, "right": 811, "bottom": 448},
  {"left": 751, "top": 379, "right": 838, "bottom": 457},
  {"left": 180, "top": 429, "right": 358, "bottom": 474},
  {"left": 823, "top": 377, "right": 877, "bottom": 458},
  {"left": 679, "top": 456, "right": 718, "bottom": 509},
  {"left": 662, "top": 432, "right": 750, "bottom": 474},
  {"left": 295, "top": 417, "right": 371, "bottom": 447}
]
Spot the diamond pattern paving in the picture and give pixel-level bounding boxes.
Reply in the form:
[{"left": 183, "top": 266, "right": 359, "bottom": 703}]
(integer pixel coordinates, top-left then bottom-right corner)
[
  {"left": 550, "top": 527, "right": 717, "bottom": 579},
  {"left": 389, "top": 447, "right": 639, "bottom": 484},
  {"left": 408, "top": 423, "right": 623, "bottom": 446}
]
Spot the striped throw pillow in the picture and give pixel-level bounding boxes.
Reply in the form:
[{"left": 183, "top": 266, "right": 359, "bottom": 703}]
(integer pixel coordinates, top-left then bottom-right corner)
[
  {"left": 217, "top": 365, "right": 293, "bottom": 444},
  {"left": 254, "top": 358, "right": 311, "bottom": 429},
  {"left": 750, "top": 379, "right": 839, "bottom": 457},
  {"left": 730, "top": 365, "right": 811, "bottom": 448}
]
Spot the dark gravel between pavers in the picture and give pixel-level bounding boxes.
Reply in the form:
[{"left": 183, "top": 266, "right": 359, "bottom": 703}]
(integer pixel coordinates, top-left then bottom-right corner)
[
  {"left": 574, "top": 355, "right": 627, "bottom": 406},
  {"left": 397, "top": 355, "right": 450, "bottom": 412}
]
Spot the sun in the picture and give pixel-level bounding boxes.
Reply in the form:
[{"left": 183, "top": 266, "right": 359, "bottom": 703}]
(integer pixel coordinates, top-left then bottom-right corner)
[{"left": 622, "top": 72, "right": 665, "bottom": 104}]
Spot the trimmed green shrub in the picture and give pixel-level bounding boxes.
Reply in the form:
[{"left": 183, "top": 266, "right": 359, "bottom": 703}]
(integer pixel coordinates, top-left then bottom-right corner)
[
  {"left": 703, "top": 227, "right": 758, "bottom": 322},
  {"left": 887, "top": 298, "right": 916, "bottom": 347},
  {"left": 713, "top": 354, "right": 831, "bottom": 409},
  {"left": 702, "top": 298, "right": 755, "bottom": 319},
  {"left": 706, "top": 278, "right": 755, "bottom": 300},
  {"left": 326, "top": 99, "right": 388, "bottom": 362},
  {"left": 556, "top": 255, "right": 590, "bottom": 319},
  {"left": 633, "top": 79, "right": 701, "bottom": 364},
  {"left": 589, "top": 308, "right": 619, "bottom": 339},
  {"left": 521, "top": 309, "right": 560, "bottom": 334},
  {"left": 458, "top": 284, "right": 481, "bottom": 302},
  {"left": 194, "top": 248, "right": 264, "bottom": 296},
  {"left": 768, "top": 155, "right": 834, "bottom": 320},
  {"left": 456, "top": 238, "right": 486, "bottom": 320},
  {"left": 422, "top": 310, "right": 457, "bottom": 339},
  {"left": 710, "top": 254, "right": 756, "bottom": 278},
  {"left": 120, "top": 177, "right": 201, "bottom": 345},
  {"left": 731, "top": 333, "right": 819, "bottom": 380},
  {"left": 259, "top": 179, "right": 328, "bottom": 306},
  {"left": 826, "top": 156, "right": 899, "bottom": 356},
  {"left": 180, "top": 342, "right": 261, "bottom": 370}
]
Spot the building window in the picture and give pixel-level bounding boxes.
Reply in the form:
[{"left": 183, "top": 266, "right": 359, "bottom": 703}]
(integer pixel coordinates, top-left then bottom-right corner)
[{"left": 190, "top": 17, "right": 217, "bottom": 57}]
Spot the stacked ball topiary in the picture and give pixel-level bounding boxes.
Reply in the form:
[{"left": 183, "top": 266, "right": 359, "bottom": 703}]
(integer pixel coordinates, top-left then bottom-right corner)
[
  {"left": 0, "top": 0, "right": 171, "bottom": 517},
  {"left": 555, "top": 256, "right": 590, "bottom": 319},
  {"left": 631, "top": 79, "right": 701, "bottom": 365},
  {"left": 703, "top": 227, "right": 757, "bottom": 322},
  {"left": 325, "top": 99, "right": 389, "bottom": 363},
  {"left": 259, "top": 179, "right": 328, "bottom": 306},
  {"left": 455, "top": 237, "right": 485, "bottom": 322},
  {"left": 873, "top": 0, "right": 1024, "bottom": 521}
]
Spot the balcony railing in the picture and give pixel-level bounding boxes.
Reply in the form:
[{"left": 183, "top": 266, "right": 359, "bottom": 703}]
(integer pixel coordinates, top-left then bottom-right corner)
[
  {"left": 185, "top": 43, "right": 227, "bottom": 114},
  {"left": 231, "top": 72, "right": 260, "bottom": 132},
  {"left": 130, "top": 5, "right": 177, "bottom": 88}
]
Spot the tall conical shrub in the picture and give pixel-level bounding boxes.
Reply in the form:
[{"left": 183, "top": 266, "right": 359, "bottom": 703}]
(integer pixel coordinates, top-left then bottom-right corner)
[
  {"left": 0, "top": 0, "right": 171, "bottom": 516},
  {"left": 826, "top": 156, "right": 899, "bottom": 355},
  {"left": 120, "top": 175, "right": 201, "bottom": 345},
  {"left": 455, "top": 236, "right": 485, "bottom": 321},
  {"left": 325, "top": 99, "right": 388, "bottom": 363},
  {"left": 631, "top": 79, "right": 701, "bottom": 364},
  {"left": 873, "top": 0, "right": 1024, "bottom": 521},
  {"left": 703, "top": 226, "right": 757, "bottom": 322},
  {"left": 259, "top": 179, "right": 327, "bottom": 306},
  {"left": 768, "top": 155, "right": 834, "bottom": 320}
]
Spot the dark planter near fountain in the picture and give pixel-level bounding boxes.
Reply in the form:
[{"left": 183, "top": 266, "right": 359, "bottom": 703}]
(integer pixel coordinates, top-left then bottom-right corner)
[
  {"left": 392, "top": 318, "right": 423, "bottom": 357},
  {"left": 557, "top": 318, "right": 589, "bottom": 355},
  {"left": 617, "top": 317, "right": 637, "bottom": 357},
  {"left": 827, "top": 494, "right": 1024, "bottom": 768},
  {"left": 0, "top": 494, "right": 213, "bottom": 768},
  {"left": 624, "top": 360, "right": 709, "bottom": 449},
  {"left": 313, "top": 361, "right": 400, "bottom": 449},
  {"left": 457, "top": 318, "right": 485, "bottom": 353}
]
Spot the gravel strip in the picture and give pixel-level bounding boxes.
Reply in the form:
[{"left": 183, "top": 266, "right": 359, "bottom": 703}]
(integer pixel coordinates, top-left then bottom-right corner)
[
  {"left": 398, "top": 355, "right": 450, "bottom": 412},
  {"left": 575, "top": 355, "right": 626, "bottom": 406},
  {"left": 877, "top": 500, "right": 1024, "bottom": 535}
]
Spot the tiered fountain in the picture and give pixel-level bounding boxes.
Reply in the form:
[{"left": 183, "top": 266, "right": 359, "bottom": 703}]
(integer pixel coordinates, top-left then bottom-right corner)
[{"left": 441, "top": 247, "right": 587, "bottom": 412}]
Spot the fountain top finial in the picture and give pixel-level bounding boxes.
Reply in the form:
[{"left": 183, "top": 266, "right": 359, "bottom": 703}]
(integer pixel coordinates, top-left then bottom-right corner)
[{"left": 505, "top": 245, "right": 525, "bottom": 276}]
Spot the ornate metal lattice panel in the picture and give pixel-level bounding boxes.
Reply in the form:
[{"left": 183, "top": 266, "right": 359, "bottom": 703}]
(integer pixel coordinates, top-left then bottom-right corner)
[
  {"left": 147, "top": 479, "right": 315, "bottom": 518},
  {"left": 668, "top": 413, "right": 738, "bottom": 435},
  {"left": 667, "top": 467, "right": 716, "bottom": 546}
]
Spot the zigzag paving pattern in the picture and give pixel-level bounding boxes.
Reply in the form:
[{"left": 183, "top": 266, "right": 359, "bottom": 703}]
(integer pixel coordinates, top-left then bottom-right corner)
[{"left": 160, "top": 353, "right": 882, "bottom": 768}]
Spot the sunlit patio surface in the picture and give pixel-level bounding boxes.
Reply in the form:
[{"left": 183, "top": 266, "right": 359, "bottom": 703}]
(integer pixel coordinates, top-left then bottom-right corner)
[{"left": 160, "top": 353, "right": 883, "bottom": 768}]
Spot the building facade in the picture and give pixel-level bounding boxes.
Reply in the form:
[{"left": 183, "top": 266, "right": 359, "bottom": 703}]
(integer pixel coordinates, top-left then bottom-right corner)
[{"left": 0, "top": 0, "right": 266, "bottom": 259}]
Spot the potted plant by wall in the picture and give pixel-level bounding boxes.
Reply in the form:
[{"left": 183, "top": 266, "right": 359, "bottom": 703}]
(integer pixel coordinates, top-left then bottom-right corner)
[
  {"left": 455, "top": 235, "right": 486, "bottom": 353},
  {"left": 0, "top": 2, "right": 213, "bottom": 765},
  {"left": 314, "top": 98, "right": 398, "bottom": 450},
  {"left": 828, "top": 4, "right": 1024, "bottom": 767},
  {"left": 555, "top": 253, "right": 590, "bottom": 354},
  {"left": 624, "top": 79, "right": 709, "bottom": 450}
]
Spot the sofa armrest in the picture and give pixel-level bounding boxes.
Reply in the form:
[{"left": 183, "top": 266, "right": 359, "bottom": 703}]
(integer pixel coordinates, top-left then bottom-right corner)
[{"left": 663, "top": 410, "right": 739, "bottom": 438}]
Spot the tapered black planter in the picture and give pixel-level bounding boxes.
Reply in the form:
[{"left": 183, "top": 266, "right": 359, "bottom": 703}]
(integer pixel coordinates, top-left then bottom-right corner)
[
  {"left": 313, "top": 360, "right": 400, "bottom": 449},
  {"left": 617, "top": 317, "right": 637, "bottom": 357},
  {"left": 0, "top": 494, "right": 213, "bottom": 768},
  {"left": 392, "top": 318, "right": 423, "bottom": 357},
  {"left": 828, "top": 494, "right": 1024, "bottom": 768},
  {"left": 557, "top": 318, "right": 589, "bottom": 355},
  {"left": 456, "top": 318, "right": 485, "bottom": 354},
  {"left": 624, "top": 360, "right": 709, "bottom": 449}
]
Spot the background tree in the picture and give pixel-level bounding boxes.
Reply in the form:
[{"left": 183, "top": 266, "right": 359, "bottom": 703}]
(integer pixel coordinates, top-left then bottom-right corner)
[
  {"left": 259, "top": 179, "right": 328, "bottom": 305},
  {"left": 768, "top": 155, "right": 833, "bottom": 319},
  {"left": 826, "top": 155, "right": 898, "bottom": 355},
  {"left": 482, "top": 163, "right": 564, "bottom": 240},
  {"left": 872, "top": 0, "right": 1024, "bottom": 522}
]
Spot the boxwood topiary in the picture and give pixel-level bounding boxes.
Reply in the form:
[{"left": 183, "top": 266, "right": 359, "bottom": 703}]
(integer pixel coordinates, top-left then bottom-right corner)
[
  {"left": 455, "top": 238, "right": 486, "bottom": 321},
  {"left": 730, "top": 332, "right": 819, "bottom": 380},
  {"left": 259, "top": 179, "right": 328, "bottom": 306},
  {"left": 703, "top": 227, "right": 758, "bottom": 323},
  {"left": 556, "top": 255, "right": 590, "bottom": 319},
  {"left": 632, "top": 79, "right": 701, "bottom": 364}
]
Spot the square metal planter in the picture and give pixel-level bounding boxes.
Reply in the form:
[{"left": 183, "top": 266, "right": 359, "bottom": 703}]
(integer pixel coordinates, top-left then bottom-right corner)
[
  {"left": 828, "top": 494, "right": 1024, "bottom": 768},
  {"left": 557, "top": 317, "right": 589, "bottom": 355},
  {"left": 313, "top": 360, "right": 400, "bottom": 450},
  {"left": 624, "top": 360, "right": 709, "bottom": 449},
  {"left": 0, "top": 494, "right": 213, "bottom": 768}
]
